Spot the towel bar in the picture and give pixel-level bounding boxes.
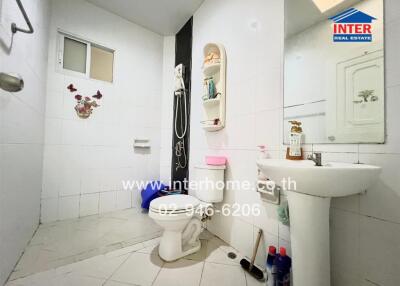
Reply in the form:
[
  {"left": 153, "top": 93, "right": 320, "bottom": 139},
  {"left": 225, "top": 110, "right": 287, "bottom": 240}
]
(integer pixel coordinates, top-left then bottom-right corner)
[{"left": 11, "top": 0, "right": 34, "bottom": 34}]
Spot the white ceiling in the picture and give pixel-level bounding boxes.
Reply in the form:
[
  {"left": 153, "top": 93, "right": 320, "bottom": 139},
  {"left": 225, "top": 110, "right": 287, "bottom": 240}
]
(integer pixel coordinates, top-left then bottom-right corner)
[
  {"left": 86, "top": 0, "right": 205, "bottom": 35},
  {"left": 285, "top": 0, "right": 362, "bottom": 38}
]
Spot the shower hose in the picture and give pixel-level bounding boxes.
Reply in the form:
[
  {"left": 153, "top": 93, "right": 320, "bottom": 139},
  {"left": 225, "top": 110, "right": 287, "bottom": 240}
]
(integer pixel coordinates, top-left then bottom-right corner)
[{"left": 175, "top": 76, "right": 187, "bottom": 171}]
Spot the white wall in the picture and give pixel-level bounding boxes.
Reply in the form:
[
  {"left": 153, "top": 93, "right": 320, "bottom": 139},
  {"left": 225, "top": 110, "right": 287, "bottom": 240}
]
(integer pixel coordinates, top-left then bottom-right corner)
[
  {"left": 190, "top": 0, "right": 400, "bottom": 285},
  {"left": 159, "top": 36, "right": 175, "bottom": 183},
  {"left": 190, "top": 0, "right": 285, "bottom": 269},
  {"left": 0, "top": 0, "right": 50, "bottom": 284},
  {"left": 41, "top": 0, "right": 164, "bottom": 222}
]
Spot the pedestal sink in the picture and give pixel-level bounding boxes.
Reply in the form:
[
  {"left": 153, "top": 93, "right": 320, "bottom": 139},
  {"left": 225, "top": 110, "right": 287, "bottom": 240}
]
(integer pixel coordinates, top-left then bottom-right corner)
[{"left": 257, "top": 159, "right": 381, "bottom": 286}]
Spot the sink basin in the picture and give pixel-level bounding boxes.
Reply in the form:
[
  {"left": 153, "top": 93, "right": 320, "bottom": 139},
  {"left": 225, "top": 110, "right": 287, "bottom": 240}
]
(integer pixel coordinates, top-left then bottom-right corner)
[
  {"left": 257, "top": 159, "right": 381, "bottom": 197},
  {"left": 257, "top": 159, "right": 381, "bottom": 286}
]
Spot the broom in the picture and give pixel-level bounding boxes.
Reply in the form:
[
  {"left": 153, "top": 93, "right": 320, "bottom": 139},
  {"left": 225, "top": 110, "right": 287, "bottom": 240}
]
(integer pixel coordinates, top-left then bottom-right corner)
[{"left": 240, "top": 229, "right": 264, "bottom": 280}]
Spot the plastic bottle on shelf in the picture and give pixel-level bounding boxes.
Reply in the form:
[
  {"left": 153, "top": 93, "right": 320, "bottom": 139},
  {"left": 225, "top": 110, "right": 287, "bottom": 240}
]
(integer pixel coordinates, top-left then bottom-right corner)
[
  {"left": 266, "top": 246, "right": 277, "bottom": 286},
  {"left": 275, "top": 247, "right": 291, "bottom": 286}
]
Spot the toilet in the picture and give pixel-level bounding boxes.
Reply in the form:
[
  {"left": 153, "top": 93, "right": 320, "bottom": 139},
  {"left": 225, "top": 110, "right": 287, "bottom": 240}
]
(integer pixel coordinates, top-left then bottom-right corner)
[{"left": 149, "top": 164, "right": 225, "bottom": 261}]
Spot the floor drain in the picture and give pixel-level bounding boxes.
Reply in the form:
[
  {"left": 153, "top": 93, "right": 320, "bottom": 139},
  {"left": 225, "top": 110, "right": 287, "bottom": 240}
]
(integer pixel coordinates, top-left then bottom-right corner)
[{"left": 227, "top": 252, "right": 237, "bottom": 259}]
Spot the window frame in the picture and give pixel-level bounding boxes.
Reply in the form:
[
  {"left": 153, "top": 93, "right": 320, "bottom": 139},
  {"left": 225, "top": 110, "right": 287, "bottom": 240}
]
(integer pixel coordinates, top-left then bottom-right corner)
[{"left": 56, "top": 30, "right": 115, "bottom": 84}]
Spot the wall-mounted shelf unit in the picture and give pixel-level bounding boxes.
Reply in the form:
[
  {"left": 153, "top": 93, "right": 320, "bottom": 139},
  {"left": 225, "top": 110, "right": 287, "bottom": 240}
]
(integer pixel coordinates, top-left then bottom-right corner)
[
  {"left": 203, "top": 63, "right": 221, "bottom": 76},
  {"left": 202, "top": 124, "right": 224, "bottom": 132},
  {"left": 201, "top": 43, "right": 226, "bottom": 132},
  {"left": 203, "top": 95, "right": 221, "bottom": 107}
]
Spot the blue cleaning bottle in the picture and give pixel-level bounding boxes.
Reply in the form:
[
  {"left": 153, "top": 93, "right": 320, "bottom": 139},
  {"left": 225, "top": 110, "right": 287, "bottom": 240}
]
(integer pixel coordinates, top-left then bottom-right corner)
[
  {"left": 275, "top": 247, "right": 291, "bottom": 286},
  {"left": 266, "top": 246, "right": 277, "bottom": 286}
]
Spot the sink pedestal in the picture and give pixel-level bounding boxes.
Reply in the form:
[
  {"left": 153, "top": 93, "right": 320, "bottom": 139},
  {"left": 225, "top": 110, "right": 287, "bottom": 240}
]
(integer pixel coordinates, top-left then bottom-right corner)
[
  {"left": 287, "top": 191, "right": 331, "bottom": 286},
  {"left": 256, "top": 159, "right": 381, "bottom": 286}
]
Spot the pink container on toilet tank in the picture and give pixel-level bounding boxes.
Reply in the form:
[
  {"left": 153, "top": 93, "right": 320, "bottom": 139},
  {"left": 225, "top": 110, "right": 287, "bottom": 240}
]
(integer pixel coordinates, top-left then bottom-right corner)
[{"left": 205, "top": 156, "right": 227, "bottom": 166}]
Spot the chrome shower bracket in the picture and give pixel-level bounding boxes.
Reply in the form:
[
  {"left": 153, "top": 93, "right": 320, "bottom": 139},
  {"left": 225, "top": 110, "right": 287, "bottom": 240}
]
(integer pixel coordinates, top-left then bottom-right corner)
[{"left": 11, "top": 0, "right": 34, "bottom": 35}]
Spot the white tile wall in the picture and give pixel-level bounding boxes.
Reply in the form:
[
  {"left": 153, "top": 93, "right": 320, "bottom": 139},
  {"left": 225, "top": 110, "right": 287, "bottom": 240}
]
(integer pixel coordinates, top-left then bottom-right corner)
[
  {"left": 41, "top": 0, "right": 164, "bottom": 222},
  {"left": 0, "top": 0, "right": 51, "bottom": 284},
  {"left": 359, "top": 216, "right": 400, "bottom": 286},
  {"left": 99, "top": 191, "right": 117, "bottom": 213},
  {"left": 80, "top": 193, "right": 100, "bottom": 217},
  {"left": 40, "top": 198, "right": 59, "bottom": 223},
  {"left": 190, "top": 0, "right": 285, "bottom": 271},
  {"left": 58, "top": 196, "right": 80, "bottom": 220},
  {"left": 116, "top": 191, "right": 132, "bottom": 210},
  {"left": 190, "top": 0, "right": 400, "bottom": 285},
  {"left": 159, "top": 36, "right": 175, "bottom": 184}
]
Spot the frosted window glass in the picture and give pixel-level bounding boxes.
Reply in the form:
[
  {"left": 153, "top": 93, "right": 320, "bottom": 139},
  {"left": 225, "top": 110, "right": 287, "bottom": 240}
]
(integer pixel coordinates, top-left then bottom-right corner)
[
  {"left": 90, "top": 46, "right": 114, "bottom": 82},
  {"left": 63, "top": 37, "right": 87, "bottom": 73}
]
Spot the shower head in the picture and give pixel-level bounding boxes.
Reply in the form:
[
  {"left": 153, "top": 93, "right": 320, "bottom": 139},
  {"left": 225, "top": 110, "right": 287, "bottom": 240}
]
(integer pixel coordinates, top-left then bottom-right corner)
[{"left": 0, "top": 73, "right": 24, "bottom": 92}]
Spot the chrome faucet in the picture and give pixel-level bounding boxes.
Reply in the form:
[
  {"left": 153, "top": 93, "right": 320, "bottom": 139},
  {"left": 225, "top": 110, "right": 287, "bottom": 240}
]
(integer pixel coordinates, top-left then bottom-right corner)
[{"left": 308, "top": 152, "right": 322, "bottom": 166}]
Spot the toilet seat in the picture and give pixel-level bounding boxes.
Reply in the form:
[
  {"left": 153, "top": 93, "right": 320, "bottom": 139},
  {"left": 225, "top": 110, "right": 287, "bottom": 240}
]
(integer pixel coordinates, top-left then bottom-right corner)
[{"left": 150, "top": 194, "right": 200, "bottom": 215}]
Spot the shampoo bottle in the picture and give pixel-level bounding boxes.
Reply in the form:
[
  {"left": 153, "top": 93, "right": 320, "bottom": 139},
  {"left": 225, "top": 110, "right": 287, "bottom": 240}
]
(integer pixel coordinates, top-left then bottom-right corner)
[{"left": 286, "top": 120, "right": 303, "bottom": 160}]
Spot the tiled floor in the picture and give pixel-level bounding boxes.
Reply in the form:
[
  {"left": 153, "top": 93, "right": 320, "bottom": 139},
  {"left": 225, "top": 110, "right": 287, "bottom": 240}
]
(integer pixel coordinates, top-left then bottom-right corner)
[
  {"left": 7, "top": 229, "right": 264, "bottom": 286},
  {"left": 9, "top": 209, "right": 162, "bottom": 280}
]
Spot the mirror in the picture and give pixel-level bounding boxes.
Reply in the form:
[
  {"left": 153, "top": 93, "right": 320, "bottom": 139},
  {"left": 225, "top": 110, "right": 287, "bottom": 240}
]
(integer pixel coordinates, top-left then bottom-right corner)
[{"left": 284, "top": 0, "right": 384, "bottom": 144}]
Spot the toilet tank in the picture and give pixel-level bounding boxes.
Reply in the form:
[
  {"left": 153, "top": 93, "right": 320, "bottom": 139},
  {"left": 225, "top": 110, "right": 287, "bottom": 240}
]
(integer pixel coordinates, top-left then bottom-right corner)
[{"left": 192, "top": 165, "right": 226, "bottom": 203}]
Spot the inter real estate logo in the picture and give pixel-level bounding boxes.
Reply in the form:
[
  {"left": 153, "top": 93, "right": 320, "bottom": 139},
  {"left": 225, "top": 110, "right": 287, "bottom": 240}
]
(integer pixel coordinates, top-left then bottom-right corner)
[{"left": 330, "top": 8, "right": 377, "bottom": 42}]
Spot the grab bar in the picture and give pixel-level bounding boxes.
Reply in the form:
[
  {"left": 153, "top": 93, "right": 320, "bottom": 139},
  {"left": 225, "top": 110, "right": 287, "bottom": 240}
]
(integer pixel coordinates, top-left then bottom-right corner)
[{"left": 11, "top": 0, "right": 34, "bottom": 34}]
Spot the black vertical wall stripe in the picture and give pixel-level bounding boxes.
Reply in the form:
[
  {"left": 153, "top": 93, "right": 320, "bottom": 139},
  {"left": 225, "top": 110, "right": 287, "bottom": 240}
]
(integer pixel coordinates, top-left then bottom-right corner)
[{"left": 171, "top": 18, "right": 193, "bottom": 191}]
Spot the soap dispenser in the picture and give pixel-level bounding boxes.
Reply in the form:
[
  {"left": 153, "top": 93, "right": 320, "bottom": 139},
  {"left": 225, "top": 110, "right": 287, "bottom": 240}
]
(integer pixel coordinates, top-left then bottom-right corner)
[{"left": 286, "top": 120, "right": 304, "bottom": 160}]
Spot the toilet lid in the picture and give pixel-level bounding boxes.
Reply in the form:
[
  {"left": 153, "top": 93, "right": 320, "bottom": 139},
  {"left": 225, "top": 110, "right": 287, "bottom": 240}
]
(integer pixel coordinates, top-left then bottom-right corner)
[{"left": 150, "top": 194, "right": 200, "bottom": 212}]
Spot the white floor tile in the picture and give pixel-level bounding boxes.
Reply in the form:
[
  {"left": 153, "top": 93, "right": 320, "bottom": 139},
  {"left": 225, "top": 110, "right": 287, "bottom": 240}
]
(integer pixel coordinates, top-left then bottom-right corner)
[
  {"left": 6, "top": 270, "right": 58, "bottom": 286},
  {"left": 104, "top": 281, "right": 136, "bottom": 286},
  {"left": 137, "top": 237, "right": 161, "bottom": 254},
  {"left": 153, "top": 259, "right": 204, "bottom": 286},
  {"left": 137, "top": 244, "right": 159, "bottom": 255},
  {"left": 185, "top": 240, "right": 208, "bottom": 261},
  {"left": 105, "top": 243, "right": 145, "bottom": 258},
  {"left": 56, "top": 253, "right": 129, "bottom": 279},
  {"left": 59, "top": 273, "right": 105, "bottom": 286},
  {"left": 7, "top": 270, "right": 105, "bottom": 286},
  {"left": 8, "top": 226, "right": 254, "bottom": 286},
  {"left": 245, "top": 271, "right": 265, "bottom": 286},
  {"left": 12, "top": 209, "right": 161, "bottom": 280},
  {"left": 111, "top": 252, "right": 164, "bottom": 286},
  {"left": 200, "top": 262, "right": 246, "bottom": 286},
  {"left": 143, "top": 237, "right": 161, "bottom": 247},
  {"left": 205, "top": 237, "right": 241, "bottom": 266}
]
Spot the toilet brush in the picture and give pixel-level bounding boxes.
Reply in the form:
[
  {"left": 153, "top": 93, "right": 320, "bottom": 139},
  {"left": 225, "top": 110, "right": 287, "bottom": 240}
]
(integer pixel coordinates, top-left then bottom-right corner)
[{"left": 240, "top": 229, "right": 264, "bottom": 280}]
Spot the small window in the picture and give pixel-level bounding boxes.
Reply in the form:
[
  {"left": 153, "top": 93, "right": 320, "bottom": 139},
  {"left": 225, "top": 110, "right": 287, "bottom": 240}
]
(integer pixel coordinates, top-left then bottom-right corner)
[
  {"left": 90, "top": 45, "right": 114, "bottom": 82},
  {"left": 58, "top": 33, "right": 114, "bottom": 83},
  {"left": 63, "top": 37, "right": 87, "bottom": 73}
]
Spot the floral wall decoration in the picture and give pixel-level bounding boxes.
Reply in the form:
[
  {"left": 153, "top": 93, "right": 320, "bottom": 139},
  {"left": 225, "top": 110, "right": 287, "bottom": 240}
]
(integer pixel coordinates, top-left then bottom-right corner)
[{"left": 67, "top": 84, "right": 103, "bottom": 119}]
